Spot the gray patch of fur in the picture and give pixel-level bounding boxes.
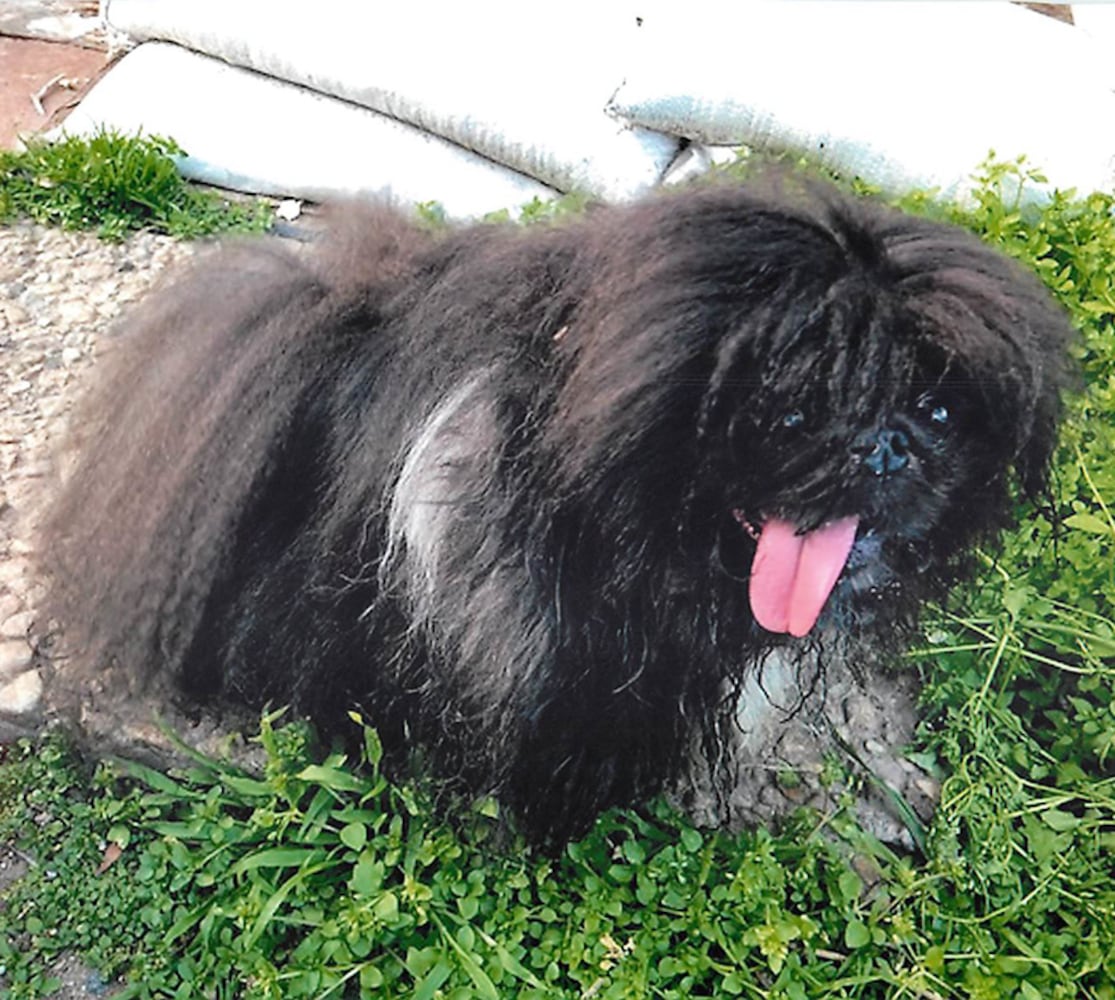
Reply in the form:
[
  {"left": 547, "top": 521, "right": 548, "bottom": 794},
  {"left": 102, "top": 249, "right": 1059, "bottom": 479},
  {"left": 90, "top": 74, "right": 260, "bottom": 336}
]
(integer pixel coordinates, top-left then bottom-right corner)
[{"left": 385, "top": 371, "right": 496, "bottom": 621}]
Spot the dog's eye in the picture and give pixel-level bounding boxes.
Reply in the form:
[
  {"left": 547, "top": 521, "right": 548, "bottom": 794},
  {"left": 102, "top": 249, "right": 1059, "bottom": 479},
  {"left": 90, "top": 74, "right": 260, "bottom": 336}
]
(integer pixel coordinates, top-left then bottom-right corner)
[
  {"left": 916, "top": 393, "right": 950, "bottom": 427},
  {"left": 781, "top": 409, "right": 805, "bottom": 430}
]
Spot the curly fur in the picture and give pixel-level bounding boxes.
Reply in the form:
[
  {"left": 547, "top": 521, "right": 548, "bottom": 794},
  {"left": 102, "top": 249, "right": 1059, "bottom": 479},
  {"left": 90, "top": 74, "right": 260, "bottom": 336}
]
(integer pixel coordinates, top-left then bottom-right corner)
[{"left": 40, "top": 175, "right": 1073, "bottom": 842}]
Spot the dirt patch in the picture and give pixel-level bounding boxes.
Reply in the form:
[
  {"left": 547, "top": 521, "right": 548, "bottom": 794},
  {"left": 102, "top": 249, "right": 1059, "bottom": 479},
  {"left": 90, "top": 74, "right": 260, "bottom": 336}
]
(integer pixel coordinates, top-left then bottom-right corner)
[
  {"left": 0, "top": 843, "right": 30, "bottom": 894},
  {"left": 45, "top": 953, "right": 123, "bottom": 999},
  {"left": 0, "top": 35, "right": 111, "bottom": 149},
  {"left": 0, "top": 1, "right": 115, "bottom": 151}
]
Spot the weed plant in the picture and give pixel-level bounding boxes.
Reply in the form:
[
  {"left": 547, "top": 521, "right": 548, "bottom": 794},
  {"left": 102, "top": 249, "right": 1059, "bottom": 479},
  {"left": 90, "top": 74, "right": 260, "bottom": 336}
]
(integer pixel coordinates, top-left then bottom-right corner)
[
  {"left": 0, "top": 130, "right": 271, "bottom": 240},
  {"left": 1, "top": 159, "right": 1114, "bottom": 998}
]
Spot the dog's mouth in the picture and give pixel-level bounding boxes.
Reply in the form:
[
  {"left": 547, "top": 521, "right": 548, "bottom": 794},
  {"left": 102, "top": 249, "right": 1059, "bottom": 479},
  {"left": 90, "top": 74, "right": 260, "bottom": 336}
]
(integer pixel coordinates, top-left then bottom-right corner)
[{"left": 733, "top": 511, "right": 860, "bottom": 637}]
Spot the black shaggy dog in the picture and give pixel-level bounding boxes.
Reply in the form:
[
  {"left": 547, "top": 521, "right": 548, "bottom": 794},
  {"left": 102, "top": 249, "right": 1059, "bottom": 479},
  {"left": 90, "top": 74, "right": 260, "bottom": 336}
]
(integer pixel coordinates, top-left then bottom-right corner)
[{"left": 41, "top": 175, "right": 1073, "bottom": 843}]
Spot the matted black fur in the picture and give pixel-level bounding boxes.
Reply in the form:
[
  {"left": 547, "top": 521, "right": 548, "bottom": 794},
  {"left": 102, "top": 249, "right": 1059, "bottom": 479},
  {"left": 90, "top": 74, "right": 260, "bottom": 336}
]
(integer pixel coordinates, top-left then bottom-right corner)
[{"left": 41, "top": 175, "right": 1073, "bottom": 842}]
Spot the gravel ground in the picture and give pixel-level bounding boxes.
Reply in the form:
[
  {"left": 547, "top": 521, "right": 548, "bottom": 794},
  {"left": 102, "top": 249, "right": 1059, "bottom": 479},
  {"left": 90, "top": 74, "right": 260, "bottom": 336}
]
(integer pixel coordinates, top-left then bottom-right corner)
[{"left": 0, "top": 222, "right": 194, "bottom": 727}]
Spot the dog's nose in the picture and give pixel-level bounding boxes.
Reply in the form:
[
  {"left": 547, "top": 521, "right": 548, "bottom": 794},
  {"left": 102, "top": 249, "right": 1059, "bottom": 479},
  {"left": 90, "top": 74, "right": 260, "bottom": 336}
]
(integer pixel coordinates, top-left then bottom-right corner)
[{"left": 856, "top": 428, "right": 910, "bottom": 477}]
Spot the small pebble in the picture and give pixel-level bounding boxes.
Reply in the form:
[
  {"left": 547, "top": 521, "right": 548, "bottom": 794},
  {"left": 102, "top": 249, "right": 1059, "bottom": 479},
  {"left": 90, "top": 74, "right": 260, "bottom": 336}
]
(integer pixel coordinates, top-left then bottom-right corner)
[
  {"left": 0, "top": 637, "right": 31, "bottom": 680},
  {"left": 1, "top": 610, "right": 34, "bottom": 638},
  {"left": 0, "top": 669, "right": 42, "bottom": 715}
]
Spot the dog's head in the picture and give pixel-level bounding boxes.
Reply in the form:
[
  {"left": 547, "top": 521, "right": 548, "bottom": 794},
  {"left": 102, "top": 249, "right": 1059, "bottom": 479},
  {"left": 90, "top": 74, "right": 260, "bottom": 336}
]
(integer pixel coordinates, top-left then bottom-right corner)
[{"left": 550, "top": 177, "right": 1074, "bottom": 640}]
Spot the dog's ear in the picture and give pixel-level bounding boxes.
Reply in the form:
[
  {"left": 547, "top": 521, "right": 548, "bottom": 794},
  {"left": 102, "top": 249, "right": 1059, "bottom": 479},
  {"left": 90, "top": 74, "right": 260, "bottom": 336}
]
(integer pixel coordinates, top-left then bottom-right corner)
[
  {"left": 965, "top": 333, "right": 1074, "bottom": 503},
  {"left": 1002, "top": 292, "right": 1078, "bottom": 500},
  {"left": 885, "top": 214, "right": 1077, "bottom": 502},
  {"left": 1011, "top": 369, "right": 1070, "bottom": 500}
]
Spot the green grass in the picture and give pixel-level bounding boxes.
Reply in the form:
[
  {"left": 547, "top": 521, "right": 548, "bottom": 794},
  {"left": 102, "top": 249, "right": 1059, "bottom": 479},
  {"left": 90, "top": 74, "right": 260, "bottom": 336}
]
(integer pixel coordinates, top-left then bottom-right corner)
[
  {"left": 0, "top": 129, "right": 272, "bottom": 240},
  {"left": 1, "top": 156, "right": 1114, "bottom": 998}
]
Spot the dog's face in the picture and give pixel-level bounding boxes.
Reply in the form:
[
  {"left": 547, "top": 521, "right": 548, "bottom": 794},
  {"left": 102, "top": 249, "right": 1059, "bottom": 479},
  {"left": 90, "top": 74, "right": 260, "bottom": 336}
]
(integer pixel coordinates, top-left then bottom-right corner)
[
  {"left": 723, "top": 356, "right": 1012, "bottom": 637},
  {"left": 554, "top": 181, "right": 1071, "bottom": 647},
  {"left": 703, "top": 203, "right": 1069, "bottom": 640}
]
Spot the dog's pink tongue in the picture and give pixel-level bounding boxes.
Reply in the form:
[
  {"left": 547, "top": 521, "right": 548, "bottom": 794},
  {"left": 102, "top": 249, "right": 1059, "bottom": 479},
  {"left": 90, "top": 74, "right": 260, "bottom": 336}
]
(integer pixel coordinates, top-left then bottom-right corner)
[{"left": 749, "top": 516, "right": 859, "bottom": 637}]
